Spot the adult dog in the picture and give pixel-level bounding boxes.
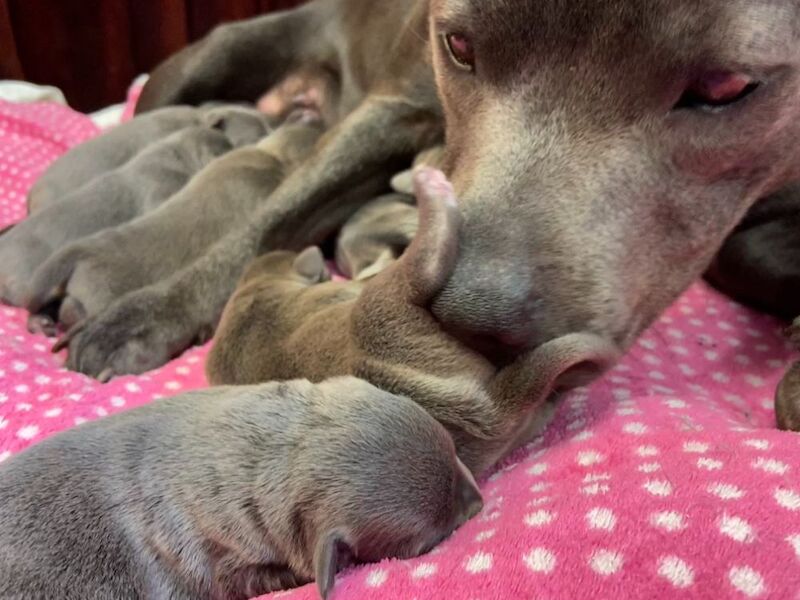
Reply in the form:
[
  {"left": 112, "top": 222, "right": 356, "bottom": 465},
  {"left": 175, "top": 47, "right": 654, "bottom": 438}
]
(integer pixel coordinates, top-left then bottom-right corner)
[{"left": 15, "top": 0, "right": 800, "bottom": 422}]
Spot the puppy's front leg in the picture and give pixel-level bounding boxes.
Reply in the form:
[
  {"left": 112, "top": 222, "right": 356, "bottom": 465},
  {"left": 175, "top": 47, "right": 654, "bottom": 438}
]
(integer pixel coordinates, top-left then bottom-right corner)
[{"left": 61, "top": 98, "right": 441, "bottom": 378}]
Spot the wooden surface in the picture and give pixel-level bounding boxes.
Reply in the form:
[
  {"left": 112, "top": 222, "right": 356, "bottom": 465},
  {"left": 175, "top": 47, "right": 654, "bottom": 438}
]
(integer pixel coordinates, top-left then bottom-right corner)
[{"left": 0, "top": 0, "right": 305, "bottom": 112}]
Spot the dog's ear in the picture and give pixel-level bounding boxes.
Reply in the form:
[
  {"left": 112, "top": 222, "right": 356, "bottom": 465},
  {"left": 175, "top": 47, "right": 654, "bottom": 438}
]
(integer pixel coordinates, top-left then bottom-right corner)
[
  {"left": 293, "top": 247, "right": 328, "bottom": 283},
  {"left": 314, "top": 529, "right": 355, "bottom": 599}
]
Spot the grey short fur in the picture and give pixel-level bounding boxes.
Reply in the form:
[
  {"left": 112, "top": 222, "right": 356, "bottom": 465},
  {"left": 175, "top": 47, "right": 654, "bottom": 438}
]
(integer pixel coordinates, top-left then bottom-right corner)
[
  {"left": 22, "top": 114, "right": 324, "bottom": 370},
  {"left": 0, "top": 377, "right": 482, "bottom": 600},
  {"left": 0, "top": 106, "right": 272, "bottom": 310}
]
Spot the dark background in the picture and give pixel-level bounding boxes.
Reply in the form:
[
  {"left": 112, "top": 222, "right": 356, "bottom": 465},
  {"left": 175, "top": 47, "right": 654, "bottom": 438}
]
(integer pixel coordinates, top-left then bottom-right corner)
[{"left": 0, "top": 0, "right": 305, "bottom": 113}]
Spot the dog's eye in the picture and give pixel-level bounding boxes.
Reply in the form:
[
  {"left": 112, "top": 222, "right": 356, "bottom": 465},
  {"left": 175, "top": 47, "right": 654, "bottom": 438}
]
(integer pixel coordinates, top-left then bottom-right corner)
[
  {"left": 674, "top": 72, "right": 759, "bottom": 111},
  {"left": 442, "top": 33, "right": 475, "bottom": 72}
]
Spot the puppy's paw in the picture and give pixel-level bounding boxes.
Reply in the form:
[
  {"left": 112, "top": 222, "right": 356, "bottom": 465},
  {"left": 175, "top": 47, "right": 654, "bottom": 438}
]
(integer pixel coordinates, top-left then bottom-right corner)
[
  {"left": 27, "top": 238, "right": 131, "bottom": 324},
  {"left": 56, "top": 288, "right": 196, "bottom": 380}
]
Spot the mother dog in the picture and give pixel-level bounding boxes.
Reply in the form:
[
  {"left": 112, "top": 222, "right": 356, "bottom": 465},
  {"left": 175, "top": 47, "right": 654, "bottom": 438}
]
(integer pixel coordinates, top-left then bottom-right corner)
[{"left": 17, "top": 0, "right": 800, "bottom": 420}]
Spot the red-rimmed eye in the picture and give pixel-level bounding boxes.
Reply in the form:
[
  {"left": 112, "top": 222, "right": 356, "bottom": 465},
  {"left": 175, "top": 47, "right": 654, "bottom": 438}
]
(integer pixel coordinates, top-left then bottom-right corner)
[
  {"left": 674, "top": 71, "right": 759, "bottom": 110},
  {"left": 443, "top": 33, "right": 475, "bottom": 72}
]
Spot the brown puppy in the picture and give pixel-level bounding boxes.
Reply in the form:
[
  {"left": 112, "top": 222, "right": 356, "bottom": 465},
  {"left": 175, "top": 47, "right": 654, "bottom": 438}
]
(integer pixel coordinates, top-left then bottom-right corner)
[
  {"left": 0, "top": 106, "right": 273, "bottom": 310},
  {"left": 776, "top": 318, "right": 800, "bottom": 431},
  {"left": 208, "top": 169, "right": 619, "bottom": 476},
  {"left": 0, "top": 377, "right": 482, "bottom": 600},
  {"left": 27, "top": 113, "right": 324, "bottom": 356}
]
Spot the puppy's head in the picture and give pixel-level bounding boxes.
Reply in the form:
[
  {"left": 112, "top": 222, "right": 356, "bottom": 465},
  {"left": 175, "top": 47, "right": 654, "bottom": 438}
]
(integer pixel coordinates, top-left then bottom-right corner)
[
  {"left": 239, "top": 247, "right": 330, "bottom": 287},
  {"left": 426, "top": 0, "right": 800, "bottom": 365},
  {"left": 301, "top": 377, "right": 483, "bottom": 599},
  {"left": 202, "top": 105, "right": 273, "bottom": 147}
]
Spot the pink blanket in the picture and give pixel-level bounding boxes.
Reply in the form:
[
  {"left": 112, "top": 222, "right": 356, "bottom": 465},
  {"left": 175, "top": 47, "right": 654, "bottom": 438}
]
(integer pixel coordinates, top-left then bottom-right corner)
[{"left": 1, "top": 100, "right": 798, "bottom": 599}]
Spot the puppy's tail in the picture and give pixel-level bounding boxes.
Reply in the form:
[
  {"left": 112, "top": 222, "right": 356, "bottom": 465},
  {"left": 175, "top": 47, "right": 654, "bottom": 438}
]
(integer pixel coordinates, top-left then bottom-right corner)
[
  {"left": 402, "top": 168, "right": 462, "bottom": 306},
  {"left": 25, "top": 245, "right": 82, "bottom": 313}
]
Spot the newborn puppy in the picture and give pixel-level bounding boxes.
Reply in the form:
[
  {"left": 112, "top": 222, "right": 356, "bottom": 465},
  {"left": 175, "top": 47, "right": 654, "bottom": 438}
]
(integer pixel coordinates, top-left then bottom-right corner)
[
  {"left": 26, "top": 112, "right": 323, "bottom": 336},
  {"left": 0, "top": 377, "right": 482, "bottom": 600},
  {"left": 27, "top": 105, "right": 219, "bottom": 215},
  {"left": 335, "top": 192, "right": 418, "bottom": 280},
  {"left": 776, "top": 318, "right": 800, "bottom": 430},
  {"left": 0, "top": 106, "right": 272, "bottom": 310},
  {"left": 209, "top": 169, "right": 619, "bottom": 476}
]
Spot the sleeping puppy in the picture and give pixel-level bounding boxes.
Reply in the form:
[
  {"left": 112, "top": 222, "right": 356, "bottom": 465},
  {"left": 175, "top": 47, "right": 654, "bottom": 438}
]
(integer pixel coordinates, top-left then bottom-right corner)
[
  {"left": 0, "top": 377, "right": 482, "bottom": 600},
  {"left": 25, "top": 104, "right": 258, "bottom": 215},
  {"left": 776, "top": 318, "right": 800, "bottom": 431},
  {"left": 0, "top": 106, "right": 273, "bottom": 310},
  {"left": 25, "top": 111, "right": 323, "bottom": 337},
  {"left": 335, "top": 192, "right": 418, "bottom": 280},
  {"left": 208, "top": 168, "right": 619, "bottom": 476},
  {"left": 334, "top": 146, "right": 445, "bottom": 281}
]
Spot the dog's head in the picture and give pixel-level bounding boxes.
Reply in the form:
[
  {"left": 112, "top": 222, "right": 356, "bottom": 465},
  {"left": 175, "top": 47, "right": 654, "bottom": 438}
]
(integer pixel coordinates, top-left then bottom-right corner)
[
  {"left": 427, "top": 0, "right": 800, "bottom": 363},
  {"left": 302, "top": 377, "right": 483, "bottom": 599}
]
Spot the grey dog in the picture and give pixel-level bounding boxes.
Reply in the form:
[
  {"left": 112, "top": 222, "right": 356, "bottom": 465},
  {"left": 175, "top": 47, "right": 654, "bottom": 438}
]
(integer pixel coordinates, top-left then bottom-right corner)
[
  {"left": 0, "top": 377, "right": 482, "bottom": 600},
  {"left": 6, "top": 0, "right": 795, "bottom": 424}
]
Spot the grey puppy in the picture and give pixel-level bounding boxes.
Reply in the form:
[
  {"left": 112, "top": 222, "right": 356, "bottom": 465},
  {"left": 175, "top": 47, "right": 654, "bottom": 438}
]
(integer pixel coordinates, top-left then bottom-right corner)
[
  {"left": 335, "top": 192, "right": 418, "bottom": 280},
  {"left": 334, "top": 146, "right": 444, "bottom": 281},
  {"left": 0, "top": 377, "right": 483, "bottom": 600},
  {"left": 0, "top": 106, "right": 273, "bottom": 310},
  {"left": 26, "top": 113, "right": 323, "bottom": 347},
  {"left": 26, "top": 104, "right": 246, "bottom": 215}
]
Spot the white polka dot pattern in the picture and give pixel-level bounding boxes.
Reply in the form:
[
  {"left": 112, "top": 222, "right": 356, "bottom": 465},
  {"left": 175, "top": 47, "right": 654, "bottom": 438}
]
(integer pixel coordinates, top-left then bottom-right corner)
[{"left": 1, "top": 98, "right": 800, "bottom": 599}]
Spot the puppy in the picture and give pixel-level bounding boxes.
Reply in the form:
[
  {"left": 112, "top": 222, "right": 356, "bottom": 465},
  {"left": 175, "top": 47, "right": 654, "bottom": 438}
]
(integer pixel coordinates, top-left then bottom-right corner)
[
  {"left": 25, "top": 104, "right": 255, "bottom": 215},
  {"left": 208, "top": 169, "right": 619, "bottom": 476},
  {"left": 333, "top": 146, "right": 445, "bottom": 281},
  {"left": 0, "top": 106, "right": 273, "bottom": 311},
  {"left": 776, "top": 318, "right": 800, "bottom": 431},
  {"left": 26, "top": 112, "right": 323, "bottom": 334},
  {"left": 0, "top": 377, "right": 482, "bottom": 600},
  {"left": 335, "top": 192, "right": 418, "bottom": 280}
]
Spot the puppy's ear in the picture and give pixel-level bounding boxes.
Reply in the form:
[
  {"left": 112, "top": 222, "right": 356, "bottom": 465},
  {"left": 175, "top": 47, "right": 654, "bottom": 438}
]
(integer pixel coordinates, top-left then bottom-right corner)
[
  {"left": 293, "top": 247, "right": 328, "bottom": 283},
  {"left": 314, "top": 529, "right": 355, "bottom": 600}
]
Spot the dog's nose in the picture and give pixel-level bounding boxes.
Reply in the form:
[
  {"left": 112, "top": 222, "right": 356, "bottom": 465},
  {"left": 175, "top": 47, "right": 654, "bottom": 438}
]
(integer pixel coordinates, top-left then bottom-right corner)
[{"left": 431, "top": 257, "right": 543, "bottom": 364}]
